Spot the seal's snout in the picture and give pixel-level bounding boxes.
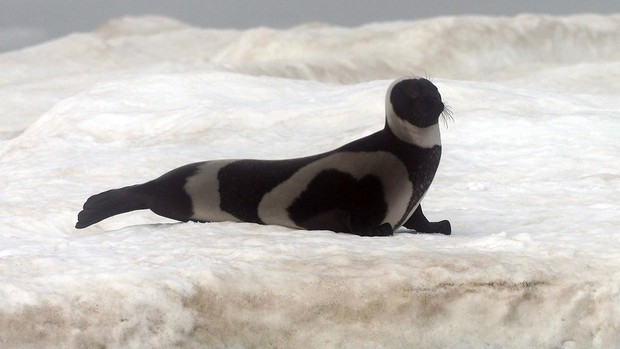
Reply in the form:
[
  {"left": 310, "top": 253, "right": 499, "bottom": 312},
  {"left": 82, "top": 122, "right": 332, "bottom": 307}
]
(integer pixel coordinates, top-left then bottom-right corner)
[
  {"left": 437, "top": 99, "right": 446, "bottom": 113},
  {"left": 424, "top": 93, "right": 445, "bottom": 115},
  {"left": 422, "top": 92, "right": 442, "bottom": 107}
]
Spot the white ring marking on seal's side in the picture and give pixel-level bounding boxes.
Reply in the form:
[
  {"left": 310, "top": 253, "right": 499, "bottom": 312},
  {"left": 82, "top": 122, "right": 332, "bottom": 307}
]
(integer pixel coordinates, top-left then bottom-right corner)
[
  {"left": 257, "top": 151, "right": 413, "bottom": 229},
  {"left": 185, "top": 160, "right": 241, "bottom": 223}
]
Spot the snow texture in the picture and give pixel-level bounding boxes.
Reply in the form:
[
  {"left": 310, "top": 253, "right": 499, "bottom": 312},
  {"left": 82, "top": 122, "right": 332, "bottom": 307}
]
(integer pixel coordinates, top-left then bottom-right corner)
[{"left": 1, "top": 14, "right": 619, "bottom": 349}]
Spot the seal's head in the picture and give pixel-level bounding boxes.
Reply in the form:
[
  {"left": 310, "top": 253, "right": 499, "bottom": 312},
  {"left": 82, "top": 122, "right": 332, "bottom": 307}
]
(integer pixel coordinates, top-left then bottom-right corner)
[{"left": 385, "top": 77, "right": 446, "bottom": 148}]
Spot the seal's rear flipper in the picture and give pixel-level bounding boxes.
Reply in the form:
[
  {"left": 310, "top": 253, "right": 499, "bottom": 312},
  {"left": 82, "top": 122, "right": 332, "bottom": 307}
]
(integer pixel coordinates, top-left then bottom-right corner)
[{"left": 75, "top": 185, "right": 148, "bottom": 229}]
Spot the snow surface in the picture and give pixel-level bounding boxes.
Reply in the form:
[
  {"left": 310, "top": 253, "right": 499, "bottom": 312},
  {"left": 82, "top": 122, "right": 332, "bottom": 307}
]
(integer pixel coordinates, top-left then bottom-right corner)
[{"left": 1, "top": 14, "right": 619, "bottom": 349}]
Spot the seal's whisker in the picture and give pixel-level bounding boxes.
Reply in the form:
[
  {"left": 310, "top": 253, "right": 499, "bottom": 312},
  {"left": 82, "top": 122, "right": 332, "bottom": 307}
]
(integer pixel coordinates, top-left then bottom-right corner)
[
  {"left": 440, "top": 104, "right": 454, "bottom": 128},
  {"left": 443, "top": 105, "right": 454, "bottom": 121}
]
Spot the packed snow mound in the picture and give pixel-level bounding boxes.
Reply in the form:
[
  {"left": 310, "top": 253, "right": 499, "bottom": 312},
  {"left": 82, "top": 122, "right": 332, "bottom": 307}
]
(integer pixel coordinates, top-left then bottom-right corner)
[
  {"left": 1, "top": 14, "right": 619, "bottom": 349},
  {"left": 2, "top": 72, "right": 619, "bottom": 348}
]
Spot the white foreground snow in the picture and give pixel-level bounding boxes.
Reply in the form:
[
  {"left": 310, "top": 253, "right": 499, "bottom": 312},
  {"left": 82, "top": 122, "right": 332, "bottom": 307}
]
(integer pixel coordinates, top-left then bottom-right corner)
[{"left": 1, "top": 15, "right": 619, "bottom": 349}]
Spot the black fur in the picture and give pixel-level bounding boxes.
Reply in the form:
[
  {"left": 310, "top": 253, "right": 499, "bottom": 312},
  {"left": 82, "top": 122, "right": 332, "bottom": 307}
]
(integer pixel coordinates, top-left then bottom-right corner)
[
  {"left": 287, "top": 169, "right": 387, "bottom": 234},
  {"left": 217, "top": 158, "right": 311, "bottom": 224}
]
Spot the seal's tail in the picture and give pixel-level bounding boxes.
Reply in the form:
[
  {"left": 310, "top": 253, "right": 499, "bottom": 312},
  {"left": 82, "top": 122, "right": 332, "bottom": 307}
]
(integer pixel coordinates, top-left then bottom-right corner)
[{"left": 75, "top": 185, "right": 148, "bottom": 229}]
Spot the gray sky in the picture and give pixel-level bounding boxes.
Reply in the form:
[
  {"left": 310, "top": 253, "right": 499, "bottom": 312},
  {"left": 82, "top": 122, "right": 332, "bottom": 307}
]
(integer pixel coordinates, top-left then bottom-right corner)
[{"left": 2, "top": 0, "right": 620, "bottom": 52}]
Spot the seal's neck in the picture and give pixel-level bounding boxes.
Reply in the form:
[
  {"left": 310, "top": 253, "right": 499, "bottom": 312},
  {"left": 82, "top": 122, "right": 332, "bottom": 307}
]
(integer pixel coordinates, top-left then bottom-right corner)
[
  {"left": 385, "top": 88, "right": 441, "bottom": 148},
  {"left": 385, "top": 115, "right": 441, "bottom": 148}
]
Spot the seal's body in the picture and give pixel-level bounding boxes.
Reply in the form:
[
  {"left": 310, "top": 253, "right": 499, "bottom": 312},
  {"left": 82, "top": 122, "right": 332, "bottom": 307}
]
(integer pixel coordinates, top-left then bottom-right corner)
[{"left": 76, "top": 77, "right": 451, "bottom": 236}]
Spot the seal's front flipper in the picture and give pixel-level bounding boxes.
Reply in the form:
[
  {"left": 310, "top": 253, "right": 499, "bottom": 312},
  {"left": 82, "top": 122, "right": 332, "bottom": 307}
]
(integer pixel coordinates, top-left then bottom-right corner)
[{"left": 403, "top": 205, "right": 451, "bottom": 235}]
